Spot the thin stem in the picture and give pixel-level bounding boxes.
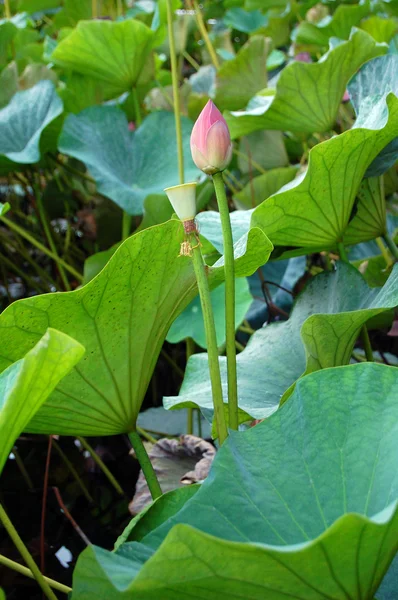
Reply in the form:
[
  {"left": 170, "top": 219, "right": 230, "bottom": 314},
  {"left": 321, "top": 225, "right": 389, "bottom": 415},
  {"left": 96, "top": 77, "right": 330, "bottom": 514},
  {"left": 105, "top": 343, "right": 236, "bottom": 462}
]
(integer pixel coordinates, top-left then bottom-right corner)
[
  {"left": 383, "top": 232, "right": 398, "bottom": 262},
  {"left": 375, "top": 237, "right": 392, "bottom": 268},
  {"left": 4, "top": 0, "right": 11, "bottom": 18},
  {"left": 0, "top": 554, "right": 71, "bottom": 595},
  {"left": 52, "top": 440, "right": 93, "bottom": 504},
  {"left": 361, "top": 325, "right": 374, "bottom": 362},
  {"left": 190, "top": 233, "right": 228, "bottom": 444},
  {"left": 166, "top": 0, "right": 185, "bottom": 184},
  {"left": 122, "top": 211, "right": 132, "bottom": 240},
  {"left": 76, "top": 437, "right": 125, "bottom": 496},
  {"left": 0, "top": 505, "right": 58, "bottom": 600},
  {"left": 52, "top": 487, "right": 91, "bottom": 546},
  {"left": 186, "top": 337, "right": 196, "bottom": 435},
  {"left": 235, "top": 340, "right": 245, "bottom": 352},
  {"left": 160, "top": 348, "right": 185, "bottom": 378},
  {"left": 196, "top": 408, "right": 202, "bottom": 437},
  {"left": 51, "top": 156, "right": 95, "bottom": 183},
  {"left": 92, "top": 0, "right": 97, "bottom": 18},
  {"left": 1, "top": 216, "right": 83, "bottom": 282},
  {"left": 34, "top": 180, "right": 70, "bottom": 291},
  {"left": 136, "top": 426, "right": 158, "bottom": 445},
  {"left": 191, "top": 0, "right": 220, "bottom": 70},
  {"left": 0, "top": 253, "right": 46, "bottom": 294},
  {"left": 132, "top": 86, "right": 142, "bottom": 126},
  {"left": 129, "top": 431, "right": 162, "bottom": 499},
  {"left": 12, "top": 447, "right": 34, "bottom": 491},
  {"left": 41, "top": 436, "right": 53, "bottom": 574},
  {"left": 233, "top": 148, "right": 267, "bottom": 174},
  {"left": 337, "top": 241, "right": 349, "bottom": 263},
  {"left": 182, "top": 49, "right": 200, "bottom": 71},
  {"left": 212, "top": 171, "right": 238, "bottom": 431}
]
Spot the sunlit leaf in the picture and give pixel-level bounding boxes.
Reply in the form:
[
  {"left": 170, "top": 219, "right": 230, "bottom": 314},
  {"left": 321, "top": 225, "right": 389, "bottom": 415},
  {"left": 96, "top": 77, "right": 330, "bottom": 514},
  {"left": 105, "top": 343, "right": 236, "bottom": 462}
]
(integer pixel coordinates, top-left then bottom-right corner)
[
  {"left": 0, "top": 220, "right": 272, "bottom": 436},
  {"left": 343, "top": 177, "right": 387, "bottom": 245},
  {"left": 225, "top": 30, "right": 385, "bottom": 137},
  {"left": 52, "top": 18, "right": 155, "bottom": 99},
  {"left": 294, "top": 1, "right": 371, "bottom": 46},
  {"left": 0, "top": 329, "right": 84, "bottom": 474},
  {"left": 214, "top": 36, "right": 270, "bottom": 111}
]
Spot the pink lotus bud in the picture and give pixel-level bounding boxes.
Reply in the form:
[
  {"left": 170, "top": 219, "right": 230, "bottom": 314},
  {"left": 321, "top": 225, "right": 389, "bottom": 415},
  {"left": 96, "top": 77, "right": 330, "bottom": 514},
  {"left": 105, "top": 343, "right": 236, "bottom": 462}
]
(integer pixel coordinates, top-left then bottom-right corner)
[{"left": 190, "top": 100, "right": 233, "bottom": 175}]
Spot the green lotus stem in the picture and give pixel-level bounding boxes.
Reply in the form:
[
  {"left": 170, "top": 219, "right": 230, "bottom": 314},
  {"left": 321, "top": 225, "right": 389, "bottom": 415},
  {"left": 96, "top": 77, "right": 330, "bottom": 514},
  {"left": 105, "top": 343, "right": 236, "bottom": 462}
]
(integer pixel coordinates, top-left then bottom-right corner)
[
  {"left": 0, "top": 554, "right": 71, "bottom": 595},
  {"left": 190, "top": 233, "right": 228, "bottom": 444},
  {"left": 52, "top": 439, "right": 94, "bottom": 504},
  {"left": 129, "top": 431, "right": 162, "bottom": 499},
  {"left": 0, "top": 215, "right": 83, "bottom": 282},
  {"left": 212, "top": 171, "right": 238, "bottom": 431},
  {"left": 336, "top": 241, "right": 349, "bottom": 263},
  {"left": 186, "top": 337, "right": 196, "bottom": 434},
  {"left": 361, "top": 325, "right": 374, "bottom": 362},
  {"left": 122, "top": 212, "right": 132, "bottom": 240},
  {"left": 34, "top": 180, "right": 71, "bottom": 291},
  {"left": 132, "top": 86, "right": 142, "bottom": 126},
  {"left": 136, "top": 426, "right": 158, "bottom": 445},
  {"left": 4, "top": 0, "right": 11, "bottom": 18},
  {"left": 191, "top": 0, "right": 220, "bottom": 70},
  {"left": 375, "top": 237, "right": 392, "bottom": 268},
  {"left": 383, "top": 232, "right": 398, "bottom": 262},
  {"left": 76, "top": 437, "right": 125, "bottom": 497},
  {"left": 166, "top": 0, "right": 185, "bottom": 184},
  {"left": 0, "top": 505, "right": 58, "bottom": 600},
  {"left": 182, "top": 49, "right": 200, "bottom": 71}
]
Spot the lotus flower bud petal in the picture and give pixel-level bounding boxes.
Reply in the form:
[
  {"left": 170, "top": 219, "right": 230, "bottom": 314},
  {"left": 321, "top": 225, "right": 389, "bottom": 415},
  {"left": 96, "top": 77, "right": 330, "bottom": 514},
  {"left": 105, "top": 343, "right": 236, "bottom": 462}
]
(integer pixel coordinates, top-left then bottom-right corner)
[
  {"left": 190, "top": 100, "right": 232, "bottom": 175},
  {"left": 164, "top": 182, "right": 197, "bottom": 221}
]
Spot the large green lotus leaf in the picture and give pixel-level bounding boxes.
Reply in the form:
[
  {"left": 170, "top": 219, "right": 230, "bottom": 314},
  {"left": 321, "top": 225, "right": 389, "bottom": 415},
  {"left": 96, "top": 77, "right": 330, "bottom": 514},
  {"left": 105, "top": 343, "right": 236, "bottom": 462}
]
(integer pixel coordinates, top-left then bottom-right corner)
[
  {"left": 234, "top": 166, "right": 298, "bottom": 209},
  {"left": 225, "top": 29, "right": 386, "bottom": 138},
  {"left": 0, "top": 80, "right": 63, "bottom": 164},
  {"left": 0, "top": 329, "right": 84, "bottom": 474},
  {"left": 52, "top": 0, "right": 91, "bottom": 29},
  {"left": 166, "top": 278, "right": 252, "bottom": 350},
  {"left": 223, "top": 8, "right": 268, "bottom": 33},
  {"left": 250, "top": 92, "right": 398, "bottom": 254},
  {"left": 0, "top": 220, "right": 272, "bottom": 436},
  {"left": 214, "top": 36, "right": 270, "bottom": 111},
  {"left": 349, "top": 54, "right": 398, "bottom": 177},
  {"left": 52, "top": 19, "right": 154, "bottom": 99},
  {"left": 343, "top": 177, "right": 387, "bottom": 245},
  {"left": 58, "top": 107, "right": 200, "bottom": 215},
  {"left": 360, "top": 15, "right": 397, "bottom": 43},
  {"left": 72, "top": 362, "right": 398, "bottom": 599},
  {"left": 238, "top": 130, "right": 289, "bottom": 172},
  {"left": 294, "top": 1, "right": 371, "bottom": 46},
  {"left": 164, "top": 262, "right": 398, "bottom": 422},
  {"left": 0, "top": 21, "right": 17, "bottom": 67},
  {"left": 198, "top": 89, "right": 397, "bottom": 259}
]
